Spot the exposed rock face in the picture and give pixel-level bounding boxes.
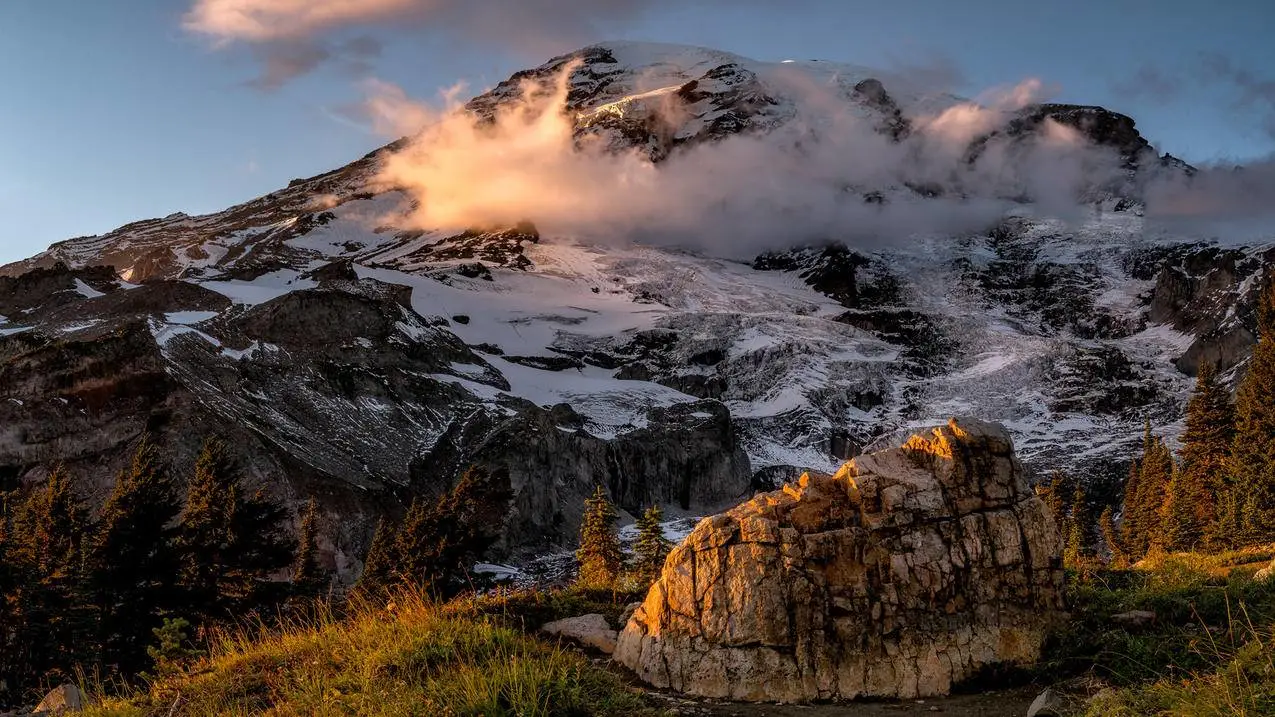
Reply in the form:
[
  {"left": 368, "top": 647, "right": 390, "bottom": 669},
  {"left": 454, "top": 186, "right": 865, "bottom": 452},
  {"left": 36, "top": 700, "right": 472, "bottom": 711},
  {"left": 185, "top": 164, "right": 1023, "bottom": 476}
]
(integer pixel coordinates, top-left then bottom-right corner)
[{"left": 615, "top": 418, "right": 1065, "bottom": 702}]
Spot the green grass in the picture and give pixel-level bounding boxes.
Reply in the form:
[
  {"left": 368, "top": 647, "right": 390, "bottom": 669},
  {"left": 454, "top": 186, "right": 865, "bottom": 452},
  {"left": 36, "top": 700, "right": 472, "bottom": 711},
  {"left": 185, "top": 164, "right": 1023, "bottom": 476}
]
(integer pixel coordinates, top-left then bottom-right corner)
[
  {"left": 81, "top": 589, "right": 653, "bottom": 717},
  {"left": 1042, "top": 545, "right": 1275, "bottom": 715}
]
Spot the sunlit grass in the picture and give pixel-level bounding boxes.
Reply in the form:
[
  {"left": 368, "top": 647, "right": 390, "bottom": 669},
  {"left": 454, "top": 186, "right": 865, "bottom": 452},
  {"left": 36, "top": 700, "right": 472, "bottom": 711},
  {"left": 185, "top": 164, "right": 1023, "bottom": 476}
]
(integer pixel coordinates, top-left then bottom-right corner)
[{"left": 81, "top": 588, "right": 651, "bottom": 717}]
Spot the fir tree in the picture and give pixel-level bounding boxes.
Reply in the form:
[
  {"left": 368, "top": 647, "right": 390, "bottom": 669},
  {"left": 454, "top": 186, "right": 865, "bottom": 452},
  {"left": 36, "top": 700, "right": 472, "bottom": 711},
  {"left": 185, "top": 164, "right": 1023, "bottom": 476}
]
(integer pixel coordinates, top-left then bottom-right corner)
[
  {"left": 1229, "top": 278, "right": 1275, "bottom": 540},
  {"left": 290, "top": 499, "right": 325, "bottom": 598},
  {"left": 1, "top": 466, "right": 90, "bottom": 692},
  {"left": 1211, "top": 487, "right": 1244, "bottom": 549},
  {"left": 1099, "top": 506, "right": 1126, "bottom": 567},
  {"left": 1180, "top": 361, "right": 1236, "bottom": 532},
  {"left": 383, "top": 467, "right": 506, "bottom": 596},
  {"left": 576, "top": 485, "right": 624, "bottom": 589},
  {"left": 1161, "top": 463, "right": 1206, "bottom": 551},
  {"left": 1239, "top": 490, "right": 1265, "bottom": 547},
  {"left": 175, "top": 439, "right": 293, "bottom": 622},
  {"left": 355, "top": 517, "right": 396, "bottom": 594},
  {"left": 84, "top": 437, "right": 183, "bottom": 675},
  {"left": 1065, "top": 483, "right": 1090, "bottom": 566},
  {"left": 1122, "top": 424, "right": 1174, "bottom": 558},
  {"left": 1043, "top": 471, "right": 1072, "bottom": 540},
  {"left": 632, "top": 504, "right": 671, "bottom": 583}
]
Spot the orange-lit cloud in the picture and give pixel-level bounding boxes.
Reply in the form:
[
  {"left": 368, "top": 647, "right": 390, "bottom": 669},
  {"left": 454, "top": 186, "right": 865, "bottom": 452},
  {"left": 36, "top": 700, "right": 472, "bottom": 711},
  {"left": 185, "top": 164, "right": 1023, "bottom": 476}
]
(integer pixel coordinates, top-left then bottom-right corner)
[
  {"left": 185, "top": 0, "right": 418, "bottom": 43},
  {"left": 368, "top": 66, "right": 1124, "bottom": 255}
]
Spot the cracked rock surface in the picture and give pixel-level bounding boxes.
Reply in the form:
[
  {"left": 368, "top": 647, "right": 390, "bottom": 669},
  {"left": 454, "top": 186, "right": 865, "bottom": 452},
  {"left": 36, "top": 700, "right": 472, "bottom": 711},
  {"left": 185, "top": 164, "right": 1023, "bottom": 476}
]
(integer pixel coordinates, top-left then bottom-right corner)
[{"left": 615, "top": 418, "right": 1065, "bottom": 702}]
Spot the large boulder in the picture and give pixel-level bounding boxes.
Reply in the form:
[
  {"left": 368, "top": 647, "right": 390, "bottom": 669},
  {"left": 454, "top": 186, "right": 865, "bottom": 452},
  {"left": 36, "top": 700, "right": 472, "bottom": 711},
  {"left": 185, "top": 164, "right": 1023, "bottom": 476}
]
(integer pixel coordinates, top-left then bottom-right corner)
[{"left": 614, "top": 418, "right": 1065, "bottom": 702}]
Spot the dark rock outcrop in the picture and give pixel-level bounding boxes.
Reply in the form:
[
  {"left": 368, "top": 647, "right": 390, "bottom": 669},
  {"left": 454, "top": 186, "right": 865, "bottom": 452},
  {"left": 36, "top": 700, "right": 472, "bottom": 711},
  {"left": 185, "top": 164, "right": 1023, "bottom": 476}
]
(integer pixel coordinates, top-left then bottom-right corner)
[{"left": 419, "top": 399, "right": 752, "bottom": 556}]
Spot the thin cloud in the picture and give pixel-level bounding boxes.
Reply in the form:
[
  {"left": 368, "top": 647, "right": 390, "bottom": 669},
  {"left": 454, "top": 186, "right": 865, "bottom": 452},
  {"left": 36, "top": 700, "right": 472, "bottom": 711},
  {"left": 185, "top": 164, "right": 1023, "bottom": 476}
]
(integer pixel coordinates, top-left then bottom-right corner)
[
  {"left": 1110, "top": 65, "right": 1181, "bottom": 103},
  {"left": 247, "top": 36, "right": 383, "bottom": 90},
  {"left": 185, "top": 0, "right": 688, "bottom": 84}
]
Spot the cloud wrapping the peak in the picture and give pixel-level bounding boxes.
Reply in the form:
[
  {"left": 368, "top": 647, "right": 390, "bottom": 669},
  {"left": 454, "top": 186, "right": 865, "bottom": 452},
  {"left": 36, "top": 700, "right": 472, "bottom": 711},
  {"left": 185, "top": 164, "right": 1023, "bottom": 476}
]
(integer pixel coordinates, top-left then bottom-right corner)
[{"left": 368, "top": 65, "right": 1126, "bottom": 256}]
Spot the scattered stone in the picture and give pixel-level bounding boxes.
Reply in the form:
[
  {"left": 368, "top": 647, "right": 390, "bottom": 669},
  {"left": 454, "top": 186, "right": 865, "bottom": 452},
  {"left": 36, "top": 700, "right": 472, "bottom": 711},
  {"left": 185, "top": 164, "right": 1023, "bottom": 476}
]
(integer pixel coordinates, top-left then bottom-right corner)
[
  {"left": 615, "top": 418, "right": 1066, "bottom": 702},
  {"left": 1111, "top": 610, "right": 1157, "bottom": 629},
  {"left": 33, "top": 683, "right": 85, "bottom": 714},
  {"left": 619, "top": 601, "right": 642, "bottom": 629},
  {"left": 540, "top": 614, "right": 619, "bottom": 654},
  {"left": 1026, "top": 687, "right": 1067, "bottom": 716},
  {"left": 1253, "top": 558, "right": 1275, "bottom": 583}
]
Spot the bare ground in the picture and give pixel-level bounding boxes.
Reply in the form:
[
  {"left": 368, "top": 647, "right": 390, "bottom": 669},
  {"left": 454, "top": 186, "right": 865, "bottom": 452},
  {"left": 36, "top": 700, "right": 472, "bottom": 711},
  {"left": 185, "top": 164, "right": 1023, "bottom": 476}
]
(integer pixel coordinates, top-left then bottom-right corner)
[{"left": 647, "top": 686, "right": 1043, "bottom": 717}]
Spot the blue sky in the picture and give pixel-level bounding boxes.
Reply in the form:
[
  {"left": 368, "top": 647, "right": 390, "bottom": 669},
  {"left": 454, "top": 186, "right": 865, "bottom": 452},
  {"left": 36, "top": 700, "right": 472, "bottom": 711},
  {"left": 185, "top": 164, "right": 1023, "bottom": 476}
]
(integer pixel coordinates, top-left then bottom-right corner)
[{"left": 1, "top": 0, "right": 1273, "bottom": 264}]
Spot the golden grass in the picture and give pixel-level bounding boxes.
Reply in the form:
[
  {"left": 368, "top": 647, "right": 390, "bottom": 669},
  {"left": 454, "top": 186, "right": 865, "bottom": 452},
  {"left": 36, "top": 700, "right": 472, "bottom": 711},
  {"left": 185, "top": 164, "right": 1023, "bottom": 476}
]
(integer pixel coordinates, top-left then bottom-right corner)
[{"left": 82, "top": 589, "right": 651, "bottom": 717}]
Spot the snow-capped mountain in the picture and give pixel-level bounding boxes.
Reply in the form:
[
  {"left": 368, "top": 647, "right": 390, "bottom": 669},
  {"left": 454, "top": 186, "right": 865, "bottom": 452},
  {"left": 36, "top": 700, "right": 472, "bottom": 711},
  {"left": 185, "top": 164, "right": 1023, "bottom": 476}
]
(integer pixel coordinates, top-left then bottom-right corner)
[{"left": 0, "top": 42, "right": 1269, "bottom": 573}]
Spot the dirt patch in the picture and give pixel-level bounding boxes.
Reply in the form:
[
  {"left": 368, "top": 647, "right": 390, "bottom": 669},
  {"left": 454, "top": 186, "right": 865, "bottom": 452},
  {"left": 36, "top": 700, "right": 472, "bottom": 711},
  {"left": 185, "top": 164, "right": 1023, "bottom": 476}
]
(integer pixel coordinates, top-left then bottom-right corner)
[{"left": 653, "top": 687, "right": 1041, "bottom": 717}]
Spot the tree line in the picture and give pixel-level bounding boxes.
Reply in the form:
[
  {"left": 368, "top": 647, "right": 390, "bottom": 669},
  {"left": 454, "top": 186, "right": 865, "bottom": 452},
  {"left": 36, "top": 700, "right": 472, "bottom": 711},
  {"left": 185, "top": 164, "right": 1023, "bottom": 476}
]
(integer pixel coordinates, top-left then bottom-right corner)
[
  {"left": 1049, "top": 281, "right": 1275, "bottom": 564},
  {"left": 0, "top": 438, "right": 321, "bottom": 704}
]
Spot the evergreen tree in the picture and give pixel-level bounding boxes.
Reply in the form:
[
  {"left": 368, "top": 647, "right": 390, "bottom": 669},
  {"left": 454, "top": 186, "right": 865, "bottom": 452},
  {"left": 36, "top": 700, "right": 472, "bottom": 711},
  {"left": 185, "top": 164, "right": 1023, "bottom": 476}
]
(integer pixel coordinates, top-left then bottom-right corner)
[
  {"left": 1065, "top": 483, "right": 1090, "bottom": 566},
  {"left": 290, "top": 498, "right": 325, "bottom": 598},
  {"left": 1043, "top": 471, "right": 1072, "bottom": 541},
  {"left": 175, "top": 439, "right": 294, "bottom": 623},
  {"left": 355, "top": 517, "right": 395, "bottom": 594},
  {"left": 632, "top": 504, "right": 671, "bottom": 583},
  {"left": 1229, "top": 278, "right": 1275, "bottom": 539},
  {"left": 1210, "top": 487, "right": 1244, "bottom": 550},
  {"left": 1099, "top": 506, "right": 1126, "bottom": 567},
  {"left": 83, "top": 437, "right": 182, "bottom": 675},
  {"left": 1, "top": 466, "right": 90, "bottom": 692},
  {"left": 1239, "top": 490, "right": 1265, "bottom": 547},
  {"left": 380, "top": 467, "right": 507, "bottom": 596},
  {"left": 1180, "top": 361, "right": 1236, "bottom": 533},
  {"left": 1122, "top": 424, "right": 1174, "bottom": 558},
  {"left": 1161, "top": 463, "right": 1206, "bottom": 551},
  {"left": 576, "top": 485, "right": 624, "bottom": 589}
]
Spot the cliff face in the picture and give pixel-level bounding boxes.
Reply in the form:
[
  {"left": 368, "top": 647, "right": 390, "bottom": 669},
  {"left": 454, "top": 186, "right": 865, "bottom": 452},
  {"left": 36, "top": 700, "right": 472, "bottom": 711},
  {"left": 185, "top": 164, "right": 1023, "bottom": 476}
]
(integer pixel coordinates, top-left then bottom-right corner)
[
  {"left": 615, "top": 418, "right": 1065, "bottom": 702},
  {"left": 0, "top": 261, "right": 753, "bottom": 574}
]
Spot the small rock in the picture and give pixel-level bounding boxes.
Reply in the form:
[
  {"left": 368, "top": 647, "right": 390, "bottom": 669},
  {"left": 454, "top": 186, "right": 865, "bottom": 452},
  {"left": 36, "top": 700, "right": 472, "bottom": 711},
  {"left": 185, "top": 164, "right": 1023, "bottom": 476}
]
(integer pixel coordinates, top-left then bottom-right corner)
[
  {"left": 1253, "top": 558, "right": 1275, "bottom": 582},
  {"left": 618, "top": 601, "right": 642, "bottom": 628},
  {"left": 451, "top": 314, "right": 471, "bottom": 325},
  {"left": 33, "top": 683, "right": 85, "bottom": 714},
  {"left": 1026, "top": 687, "right": 1066, "bottom": 717},
  {"left": 540, "top": 614, "right": 618, "bottom": 654},
  {"left": 1111, "top": 610, "right": 1157, "bottom": 629}
]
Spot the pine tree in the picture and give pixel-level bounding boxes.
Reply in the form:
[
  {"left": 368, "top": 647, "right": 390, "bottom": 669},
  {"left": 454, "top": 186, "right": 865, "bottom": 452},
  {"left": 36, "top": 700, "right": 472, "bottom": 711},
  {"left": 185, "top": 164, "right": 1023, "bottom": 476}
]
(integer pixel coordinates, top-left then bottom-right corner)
[
  {"left": 576, "top": 485, "right": 624, "bottom": 589},
  {"left": 382, "top": 467, "right": 506, "bottom": 596},
  {"left": 1161, "top": 463, "right": 1206, "bottom": 551},
  {"left": 1122, "top": 425, "right": 1174, "bottom": 559},
  {"left": 1211, "top": 486, "right": 1244, "bottom": 549},
  {"left": 1099, "top": 506, "right": 1126, "bottom": 567},
  {"left": 1043, "top": 471, "right": 1072, "bottom": 541},
  {"left": 84, "top": 437, "right": 183, "bottom": 675},
  {"left": 1065, "top": 483, "right": 1090, "bottom": 567},
  {"left": 1239, "top": 490, "right": 1265, "bottom": 547},
  {"left": 1229, "top": 278, "right": 1275, "bottom": 540},
  {"left": 1180, "top": 362, "right": 1236, "bottom": 533},
  {"left": 175, "top": 439, "right": 294, "bottom": 622},
  {"left": 290, "top": 499, "right": 325, "bottom": 598},
  {"left": 1, "top": 466, "right": 90, "bottom": 692},
  {"left": 632, "top": 504, "right": 671, "bottom": 583},
  {"left": 355, "top": 517, "right": 396, "bottom": 594}
]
